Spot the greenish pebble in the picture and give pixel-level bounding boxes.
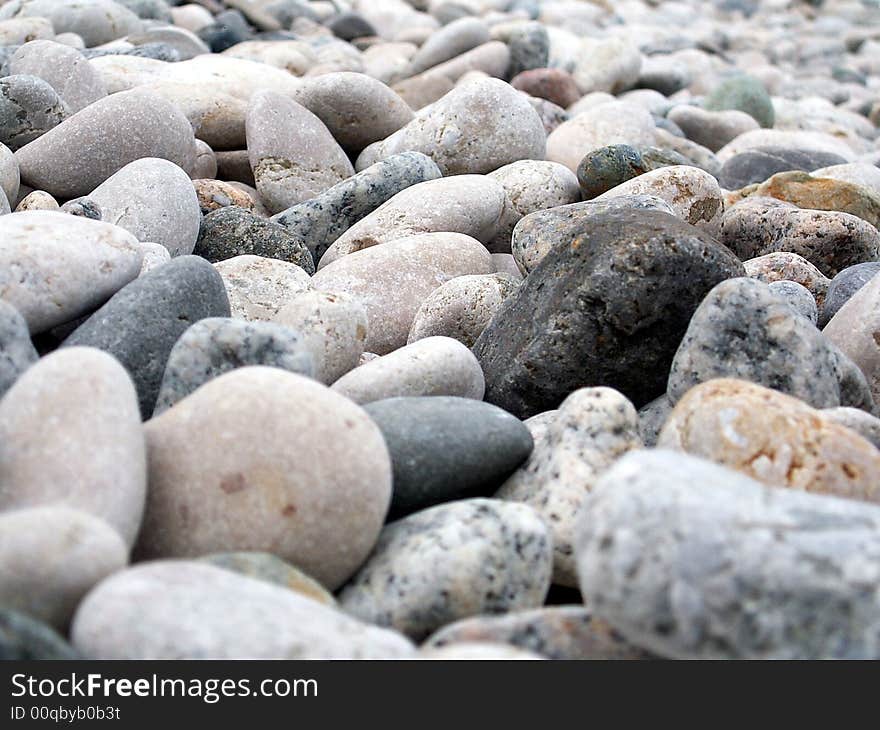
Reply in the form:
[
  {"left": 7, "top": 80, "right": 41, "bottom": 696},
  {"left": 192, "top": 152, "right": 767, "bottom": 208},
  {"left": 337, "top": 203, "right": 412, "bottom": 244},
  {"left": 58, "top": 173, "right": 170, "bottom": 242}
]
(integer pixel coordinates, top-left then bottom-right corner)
[{"left": 705, "top": 74, "right": 775, "bottom": 128}]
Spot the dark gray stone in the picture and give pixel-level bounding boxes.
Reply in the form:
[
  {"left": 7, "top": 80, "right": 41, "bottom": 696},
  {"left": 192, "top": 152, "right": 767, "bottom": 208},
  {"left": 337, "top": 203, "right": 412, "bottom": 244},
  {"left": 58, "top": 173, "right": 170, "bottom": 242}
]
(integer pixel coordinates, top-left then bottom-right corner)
[
  {"left": 62, "top": 256, "right": 231, "bottom": 418},
  {"left": 195, "top": 206, "right": 315, "bottom": 275},
  {"left": 0, "top": 608, "right": 80, "bottom": 660},
  {"left": 60, "top": 196, "right": 103, "bottom": 220},
  {"left": 197, "top": 10, "right": 253, "bottom": 53},
  {"left": 474, "top": 209, "right": 746, "bottom": 418},
  {"left": 637, "top": 393, "right": 673, "bottom": 447},
  {"left": 498, "top": 21, "right": 549, "bottom": 78},
  {"left": 363, "top": 396, "right": 533, "bottom": 518},
  {"left": 668, "top": 277, "right": 874, "bottom": 411},
  {"left": 154, "top": 317, "right": 314, "bottom": 414},
  {"left": 271, "top": 152, "right": 442, "bottom": 262},
  {"left": 113, "top": 0, "right": 173, "bottom": 22},
  {"left": 327, "top": 12, "right": 376, "bottom": 41},
  {"left": 820, "top": 262, "right": 880, "bottom": 327},
  {"left": 704, "top": 74, "right": 774, "bottom": 128},
  {"left": 0, "top": 299, "right": 37, "bottom": 398},
  {"left": 0, "top": 74, "right": 67, "bottom": 151},
  {"left": 576, "top": 144, "right": 646, "bottom": 201},
  {"left": 718, "top": 146, "right": 848, "bottom": 190}
]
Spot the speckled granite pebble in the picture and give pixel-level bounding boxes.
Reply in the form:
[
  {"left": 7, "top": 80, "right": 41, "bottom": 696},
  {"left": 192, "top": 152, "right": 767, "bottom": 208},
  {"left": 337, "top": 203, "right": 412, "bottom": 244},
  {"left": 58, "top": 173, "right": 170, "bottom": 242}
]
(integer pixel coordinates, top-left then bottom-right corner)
[
  {"left": 0, "top": 74, "right": 67, "bottom": 151},
  {"left": 214, "top": 254, "right": 311, "bottom": 322},
  {"left": 768, "top": 280, "right": 818, "bottom": 324},
  {"left": 743, "top": 252, "right": 830, "bottom": 311}
]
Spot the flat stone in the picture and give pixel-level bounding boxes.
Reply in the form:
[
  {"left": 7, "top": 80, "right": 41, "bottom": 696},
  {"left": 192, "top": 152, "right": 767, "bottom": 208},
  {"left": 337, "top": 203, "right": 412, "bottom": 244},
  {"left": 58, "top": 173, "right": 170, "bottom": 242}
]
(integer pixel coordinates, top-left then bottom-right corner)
[
  {"left": 0, "top": 211, "right": 143, "bottom": 334},
  {"left": 62, "top": 256, "right": 231, "bottom": 418},
  {"left": 136, "top": 369, "right": 391, "bottom": 590},
  {"left": 0, "top": 74, "right": 67, "bottom": 152},
  {"left": 338, "top": 499, "right": 553, "bottom": 641},
  {"left": 575, "top": 449, "right": 880, "bottom": 659},
  {"left": 0, "top": 506, "right": 127, "bottom": 628},
  {"left": 0, "top": 347, "right": 146, "bottom": 545},
  {"left": 718, "top": 145, "right": 849, "bottom": 190},
  {"left": 364, "top": 396, "right": 532, "bottom": 518},
  {"left": 154, "top": 317, "right": 314, "bottom": 414},
  {"left": 71, "top": 561, "right": 413, "bottom": 659},
  {"left": 332, "top": 336, "right": 485, "bottom": 404},
  {"left": 474, "top": 209, "right": 745, "bottom": 418},
  {"left": 821, "top": 262, "right": 880, "bottom": 327},
  {"left": 213, "top": 254, "right": 311, "bottom": 323},
  {"left": 496, "top": 387, "right": 642, "bottom": 586},
  {"left": 0, "top": 299, "right": 37, "bottom": 398},
  {"left": 0, "top": 608, "right": 80, "bottom": 660},
  {"left": 743, "top": 252, "right": 830, "bottom": 311}
]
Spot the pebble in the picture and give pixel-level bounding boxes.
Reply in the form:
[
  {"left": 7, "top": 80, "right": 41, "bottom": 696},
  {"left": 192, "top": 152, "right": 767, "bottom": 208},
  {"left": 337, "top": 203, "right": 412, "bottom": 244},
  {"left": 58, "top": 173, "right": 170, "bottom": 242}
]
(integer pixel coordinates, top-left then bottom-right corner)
[
  {"left": 403, "top": 17, "right": 489, "bottom": 78},
  {"left": 138, "top": 242, "right": 171, "bottom": 275},
  {"left": 14, "top": 189, "right": 57, "bottom": 212},
  {"left": 496, "top": 388, "right": 642, "bottom": 586},
  {"left": 0, "top": 74, "right": 68, "bottom": 152},
  {"left": 0, "top": 506, "right": 127, "bottom": 629},
  {"left": 0, "top": 347, "right": 146, "bottom": 545},
  {"left": 273, "top": 290, "right": 366, "bottom": 385},
  {"left": 474, "top": 209, "right": 744, "bottom": 418},
  {"left": 153, "top": 317, "right": 314, "bottom": 414},
  {"left": 71, "top": 561, "right": 413, "bottom": 659},
  {"left": 668, "top": 277, "right": 874, "bottom": 412},
  {"left": 314, "top": 232, "right": 493, "bottom": 354},
  {"left": 743, "top": 251, "right": 830, "bottom": 310},
  {"left": 62, "top": 255, "right": 231, "bottom": 418},
  {"left": 137, "top": 369, "right": 391, "bottom": 590},
  {"left": 338, "top": 499, "right": 553, "bottom": 641},
  {"left": 821, "top": 262, "right": 880, "bottom": 327},
  {"left": 823, "top": 407, "right": 880, "bottom": 451},
  {"left": 0, "top": 141, "right": 18, "bottom": 206},
  {"left": 575, "top": 450, "right": 880, "bottom": 659},
  {"left": 704, "top": 73, "right": 775, "bottom": 128},
  {"left": 195, "top": 206, "right": 314, "bottom": 274},
  {"left": 364, "top": 396, "right": 533, "bottom": 518},
  {"left": 0, "top": 0, "right": 143, "bottom": 48},
  {"left": 812, "top": 163, "right": 880, "bottom": 197},
  {"left": 0, "top": 299, "right": 37, "bottom": 397},
  {"left": 572, "top": 36, "right": 642, "bottom": 96},
  {"left": 193, "top": 179, "right": 255, "bottom": 215},
  {"left": 510, "top": 68, "right": 581, "bottom": 109},
  {"left": 14, "top": 88, "right": 196, "bottom": 199},
  {"left": 659, "top": 379, "right": 880, "bottom": 502},
  {"left": 0, "top": 211, "right": 143, "bottom": 334},
  {"left": 356, "top": 78, "right": 545, "bottom": 176},
  {"left": 768, "top": 280, "right": 819, "bottom": 324},
  {"left": 332, "top": 336, "right": 484, "bottom": 405},
  {"left": 214, "top": 254, "right": 311, "bottom": 323},
  {"left": 246, "top": 89, "right": 354, "bottom": 214},
  {"left": 0, "top": 608, "right": 80, "bottom": 660},
  {"left": 667, "top": 105, "right": 759, "bottom": 152},
  {"left": 718, "top": 146, "right": 849, "bottom": 190},
  {"left": 576, "top": 144, "right": 647, "bottom": 200}
]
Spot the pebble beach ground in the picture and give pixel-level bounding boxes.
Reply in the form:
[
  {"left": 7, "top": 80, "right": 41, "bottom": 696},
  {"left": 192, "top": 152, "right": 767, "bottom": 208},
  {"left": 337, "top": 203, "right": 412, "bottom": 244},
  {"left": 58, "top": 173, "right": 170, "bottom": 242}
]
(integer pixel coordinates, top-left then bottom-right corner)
[{"left": 2, "top": 0, "right": 880, "bottom": 661}]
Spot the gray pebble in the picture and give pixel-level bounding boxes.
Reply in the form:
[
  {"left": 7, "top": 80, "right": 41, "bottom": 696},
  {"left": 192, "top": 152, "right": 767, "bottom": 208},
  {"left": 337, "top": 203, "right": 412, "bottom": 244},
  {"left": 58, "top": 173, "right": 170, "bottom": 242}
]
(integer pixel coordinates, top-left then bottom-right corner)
[
  {"left": 821, "top": 262, "right": 880, "bottom": 327},
  {"left": 0, "top": 74, "right": 67, "bottom": 151},
  {"left": 0, "top": 299, "right": 37, "bottom": 398},
  {"left": 0, "top": 608, "right": 80, "bottom": 660},
  {"left": 822, "top": 407, "right": 880, "bottom": 450},
  {"left": 768, "top": 280, "right": 819, "bottom": 324}
]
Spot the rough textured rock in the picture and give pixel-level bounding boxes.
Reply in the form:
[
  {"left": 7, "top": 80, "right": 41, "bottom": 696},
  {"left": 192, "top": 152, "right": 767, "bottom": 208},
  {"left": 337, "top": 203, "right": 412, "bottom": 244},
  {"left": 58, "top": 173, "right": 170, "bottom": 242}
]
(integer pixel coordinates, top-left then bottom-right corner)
[
  {"left": 214, "top": 255, "right": 311, "bottom": 322},
  {"left": 474, "top": 209, "right": 745, "bottom": 418},
  {"left": 137, "top": 368, "right": 391, "bottom": 590},
  {"left": 338, "top": 499, "right": 552, "bottom": 641},
  {"left": 743, "top": 252, "right": 830, "bottom": 311},
  {"left": 575, "top": 449, "right": 880, "bottom": 659},
  {"left": 576, "top": 144, "right": 647, "bottom": 201},
  {"left": 0, "top": 74, "right": 68, "bottom": 151}
]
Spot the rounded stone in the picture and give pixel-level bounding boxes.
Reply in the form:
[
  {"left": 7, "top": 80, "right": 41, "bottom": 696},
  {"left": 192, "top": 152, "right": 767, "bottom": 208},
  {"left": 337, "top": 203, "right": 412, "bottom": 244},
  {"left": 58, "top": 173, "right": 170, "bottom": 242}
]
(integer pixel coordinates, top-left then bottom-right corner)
[
  {"left": 0, "top": 347, "right": 146, "bottom": 545},
  {"left": 0, "top": 142, "right": 19, "bottom": 206},
  {"left": 822, "top": 263, "right": 880, "bottom": 327},
  {"left": 704, "top": 74, "right": 775, "bottom": 128},
  {"left": 331, "top": 336, "right": 485, "bottom": 405},
  {"left": 213, "top": 255, "right": 312, "bottom": 323},
  {"left": 0, "top": 0, "right": 143, "bottom": 47},
  {"left": 768, "top": 280, "right": 819, "bottom": 324},
  {"left": 0, "top": 609, "right": 80, "bottom": 660},
  {"left": 0, "top": 74, "right": 67, "bottom": 152},
  {"left": 576, "top": 144, "right": 647, "bottom": 201},
  {"left": 364, "top": 396, "right": 533, "bottom": 518},
  {"left": 667, "top": 105, "right": 760, "bottom": 153},
  {"left": 193, "top": 179, "right": 257, "bottom": 215},
  {"left": 14, "top": 190, "right": 57, "bottom": 212},
  {"left": 338, "top": 499, "right": 553, "bottom": 641},
  {"left": 510, "top": 67, "right": 581, "bottom": 109},
  {"left": 718, "top": 145, "right": 849, "bottom": 190},
  {"left": 136, "top": 368, "right": 392, "bottom": 591},
  {"left": 743, "top": 251, "right": 830, "bottom": 311},
  {"left": 0, "top": 298, "right": 37, "bottom": 398},
  {"left": 138, "top": 242, "right": 171, "bottom": 275},
  {"left": 403, "top": 17, "right": 489, "bottom": 77},
  {"left": 823, "top": 407, "right": 880, "bottom": 450}
]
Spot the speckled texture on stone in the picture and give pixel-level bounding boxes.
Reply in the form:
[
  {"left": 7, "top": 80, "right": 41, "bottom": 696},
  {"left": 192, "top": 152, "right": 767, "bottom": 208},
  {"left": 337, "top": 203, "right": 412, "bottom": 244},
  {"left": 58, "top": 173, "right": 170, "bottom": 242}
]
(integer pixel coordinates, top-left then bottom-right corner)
[
  {"left": 62, "top": 256, "right": 231, "bottom": 418},
  {"left": 71, "top": 561, "right": 413, "bottom": 659},
  {"left": 0, "top": 299, "right": 37, "bottom": 398},
  {"left": 0, "top": 347, "right": 146, "bottom": 545},
  {"left": 14, "top": 88, "right": 196, "bottom": 199},
  {"left": 214, "top": 254, "right": 312, "bottom": 323},
  {"left": 821, "top": 263, "right": 880, "bottom": 327},
  {"left": 0, "top": 608, "right": 80, "bottom": 660},
  {"left": 576, "top": 145, "right": 647, "bottom": 201},
  {"left": 637, "top": 394, "right": 673, "bottom": 447},
  {"left": 14, "top": 190, "right": 57, "bottom": 212},
  {"left": 154, "top": 318, "right": 314, "bottom": 414},
  {"left": 196, "top": 206, "right": 315, "bottom": 274},
  {"left": 575, "top": 449, "right": 880, "bottom": 659},
  {"left": 668, "top": 277, "right": 874, "bottom": 412},
  {"left": 474, "top": 209, "right": 745, "bottom": 419},
  {"left": 338, "top": 499, "right": 552, "bottom": 641},
  {"left": 743, "top": 252, "right": 830, "bottom": 311},
  {"left": 272, "top": 152, "right": 442, "bottom": 263},
  {"left": 364, "top": 396, "right": 533, "bottom": 518},
  {"left": 0, "top": 74, "right": 67, "bottom": 151},
  {"left": 137, "top": 369, "right": 391, "bottom": 591},
  {"left": 496, "top": 388, "right": 643, "bottom": 586},
  {"left": 768, "top": 280, "right": 818, "bottom": 324}
]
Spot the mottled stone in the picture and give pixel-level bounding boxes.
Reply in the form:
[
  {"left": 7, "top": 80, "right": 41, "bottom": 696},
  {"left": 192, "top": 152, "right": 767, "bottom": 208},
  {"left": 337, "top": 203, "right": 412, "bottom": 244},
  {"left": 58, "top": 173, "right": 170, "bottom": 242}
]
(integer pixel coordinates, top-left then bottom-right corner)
[
  {"left": 14, "top": 88, "right": 196, "bottom": 199},
  {"left": 193, "top": 179, "right": 256, "bottom": 215},
  {"left": 821, "top": 263, "right": 880, "bottom": 327},
  {"left": 668, "top": 277, "right": 873, "bottom": 412},
  {"left": 364, "top": 396, "right": 532, "bottom": 518},
  {"left": 0, "top": 347, "right": 146, "bottom": 545},
  {"left": 356, "top": 78, "right": 545, "bottom": 176},
  {"left": 637, "top": 394, "right": 673, "bottom": 448},
  {"left": 332, "top": 336, "right": 484, "bottom": 405},
  {"left": 425, "top": 606, "right": 654, "bottom": 660},
  {"left": 496, "top": 388, "right": 642, "bottom": 586},
  {"left": 214, "top": 254, "right": 311, "bottom": 323},
  {"left": 0, "top": 211, "right": 143, "bottom": 334},
  {"left": 62, "top": 256, "right": 231, "bottom": 418},
  {"left": 718, "top": 146, "right": 849, "bottom": 190},
  {"left": 272, "top": 152, "right": 442, "bottom": 263},
  {"left": 576, "top": 144, "right": 647, "bottom": 201},
  {"left": 743, "top": 252, "right": 830, "bottom": 311},
  {"left": 704, "top": 73, "right": 774, "bottom": 128},
  {"left": 475, "top": 209, "right": 745, "bottom": 418},
  {"left": 0, "top": 74, "right": 67, "bottom": 152},
  {"left": 246, "top": 90, "right": 353, "bottom": 215},
  {"left": 137, "top": 369, "right": 391, "bottom": 590},
  {"left": 493, "top": 20, "right": 548, "bottom": 78},
  {"left": 196, "top": 206, "right": 313, "bottom": 273},
  {"left": 768, "top": 280, "right": 818, "bottom": 324},
  {"left": 14, "top": 190, "right": 57, "bottom": 212},
  {"left": 154, "top": 318, "right": 314, "bottom": 414},
  {"left": 0, "top": 609, "right": 80, "bottom": 660},
  {"left": 72, "top": 562, "right": 413, "bottom": 659},
  {"left": 0, "top": 299, "right": 37, "bottom": 398},
  {"left": 339, "top": 499, "right": 552, "bottom": 641},
  {"left": 575, "top": 449, "right": 880, "bottom": 659},
  {"left": 0, "top": 507, "right": 127, "bottom": 628}
]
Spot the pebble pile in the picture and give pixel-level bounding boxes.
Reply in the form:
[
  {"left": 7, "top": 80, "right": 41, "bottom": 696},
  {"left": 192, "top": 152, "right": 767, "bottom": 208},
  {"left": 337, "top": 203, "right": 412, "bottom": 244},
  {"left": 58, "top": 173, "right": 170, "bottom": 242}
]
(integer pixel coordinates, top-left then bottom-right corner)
[{"left": 3, "top": 0, "right": 880, "bottom": 661}]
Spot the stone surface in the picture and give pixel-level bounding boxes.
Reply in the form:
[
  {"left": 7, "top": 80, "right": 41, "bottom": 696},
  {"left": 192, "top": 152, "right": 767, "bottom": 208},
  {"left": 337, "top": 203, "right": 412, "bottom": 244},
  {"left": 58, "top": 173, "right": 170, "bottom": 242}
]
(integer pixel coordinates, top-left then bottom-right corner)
[
  {"left": 823, "top": 407, "right": 880, "bottom": 450},
  {"left": 768, "top": 280, "right": 818, "bottom": 324},
  {"left": 474, "top": 209, "right": 745, "bottom": 418},
  {"left": 338, "top": 499, "right": 552, "bottom": 641},
  {"left": 403, "top": 17, "right": 489, "bottom": 78},
  {"left": 0, "top": 347, "right": 146, "bottom": 545},
  {"left": 214, "top": 255, "right": 311, "bottom": 322},
  {"left": 62, "top": 256, "right": 231, "bottom": 418},
  {"left": 821, "top": 263, "right": 880, "bottom": 327},
  {"left": 719, "top": 146, "right": 849, "bottom": 190},
  {"left": 576, "top": 144, "right": 646, "bottom": 201},
  {"left": 575, "top": 450, "right": 880, "bottom": 659},
  {"left": 137, "top": 368, "right": 391, "bottom": 590},
  {"left": 0, "top": 74, "right": 67, "bottom": 151},
  {"left": 743, "top": 252, "right": 830, "bottom": 310},
  {"left": 511, "top": 67, "right": 581, "bottom": 109},
  {"left": 0, "top": 142, "right": 18, "bottom": 207},
  {"left": 0, "top": 299, "right": 37, "bottom": 398},
  {"left": 704, "top": 74, "right": 775, "bottom": 128},
  {"left": 0, "top": 609, "right": 80, "bottom": 660},
  {"left": 0, "top": 0, "right": 143, "bottom": 47},
  {"left": 364, "top": 396, "right": 533, "bottom": 518},
  {"left": 667, "top": 105, "right": 759, "bottom": 152}
]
